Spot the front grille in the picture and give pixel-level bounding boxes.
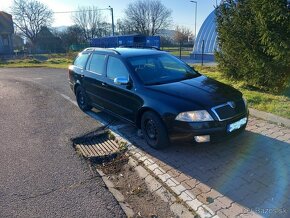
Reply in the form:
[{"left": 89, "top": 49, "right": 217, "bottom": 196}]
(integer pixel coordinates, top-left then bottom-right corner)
[{"left": 212, "top": 99, "right": 246, "bottom": 121}]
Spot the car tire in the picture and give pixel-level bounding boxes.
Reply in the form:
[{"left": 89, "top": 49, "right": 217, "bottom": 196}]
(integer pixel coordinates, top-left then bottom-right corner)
[
  {"left": 76, "top": 86, "right": 92, "bottom": 111},
  {"left": 141, "top": 111, "right": 169, "bottom": 149}
]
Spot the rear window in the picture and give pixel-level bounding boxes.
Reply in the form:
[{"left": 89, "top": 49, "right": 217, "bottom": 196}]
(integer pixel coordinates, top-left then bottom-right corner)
[{"left": 74, "top": 53, "right": 90, "bottom": 68}]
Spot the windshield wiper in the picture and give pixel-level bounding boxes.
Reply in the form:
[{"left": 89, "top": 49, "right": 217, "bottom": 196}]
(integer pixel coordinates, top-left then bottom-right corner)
[
  {"left": 145, "top": 81, "right": 167, "bottom": 85},
  {"left": 183, "top": 72, "right": 200, "bottom": 80},
  {"left": 185, "top": 71, "right": 199, "bottom": 78},
  {"left": 145, "top": 73, "right": 200, "bottom": 86}
]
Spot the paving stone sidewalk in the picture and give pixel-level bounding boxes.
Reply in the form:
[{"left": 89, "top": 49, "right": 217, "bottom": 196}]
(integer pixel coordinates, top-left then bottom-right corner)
[
  {"left": 115, "top": 116, "right": 290, "bottom": 218},
  {"left": 88, "top": 109, "right": 290, "bottom": 218}
]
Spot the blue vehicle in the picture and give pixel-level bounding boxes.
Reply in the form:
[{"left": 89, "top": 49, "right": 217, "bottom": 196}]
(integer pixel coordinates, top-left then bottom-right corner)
[{"left": 90, "top": 35, "right": 160, "bottom": 49}]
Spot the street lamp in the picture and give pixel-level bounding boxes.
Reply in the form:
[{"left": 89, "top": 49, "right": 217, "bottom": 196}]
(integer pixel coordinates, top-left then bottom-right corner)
[
  {"left": 108, "top": 6, "right": 115, "bottom": 36},
  {"left": 190, "top": 1, "right": 197, "bottom": 45}
]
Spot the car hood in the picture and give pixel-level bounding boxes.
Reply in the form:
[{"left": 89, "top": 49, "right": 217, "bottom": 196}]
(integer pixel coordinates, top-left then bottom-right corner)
[{"left": 146, "top": 75, "right": 242, "bottom": 108}]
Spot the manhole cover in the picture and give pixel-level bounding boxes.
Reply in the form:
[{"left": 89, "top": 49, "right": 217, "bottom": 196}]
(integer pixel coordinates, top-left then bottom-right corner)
[{"left": 74, "top": 132, "right": 126, "bottom": 161}]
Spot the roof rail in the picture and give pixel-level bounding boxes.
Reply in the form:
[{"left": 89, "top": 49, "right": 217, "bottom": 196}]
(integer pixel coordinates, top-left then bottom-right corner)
[
  {"left": 107, "top": 48, "right": 121, "bottom": 55},
  {"left": 117, "top": 45, "right": 160, "bottom": 51},
  {"left": 83, "top": 47, "right": 121, "bottom": 55},
  {"left": 145, "top": 46, "right": 161, "bottom": 51}
]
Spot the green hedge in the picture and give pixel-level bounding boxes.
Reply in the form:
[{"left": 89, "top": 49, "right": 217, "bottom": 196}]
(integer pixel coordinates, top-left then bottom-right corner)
[{"left": 216, "top": 0, "right": 290, "bottom": 92}]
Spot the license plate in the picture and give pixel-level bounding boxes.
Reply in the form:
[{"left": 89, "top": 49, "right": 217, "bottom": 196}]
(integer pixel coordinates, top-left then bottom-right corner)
[{"left": 227, "top": 117, "right": 247, "bottom": 132}]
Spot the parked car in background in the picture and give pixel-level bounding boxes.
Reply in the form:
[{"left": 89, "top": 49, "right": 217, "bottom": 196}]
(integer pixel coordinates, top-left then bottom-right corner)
[{"left": 68, "top": 47, "right": 248, "bottom": 149}]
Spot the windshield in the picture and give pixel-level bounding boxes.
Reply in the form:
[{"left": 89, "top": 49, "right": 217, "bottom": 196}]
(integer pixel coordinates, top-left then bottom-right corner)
[{"left": 127, "top": 54, "right": 200, "bottom": 85}]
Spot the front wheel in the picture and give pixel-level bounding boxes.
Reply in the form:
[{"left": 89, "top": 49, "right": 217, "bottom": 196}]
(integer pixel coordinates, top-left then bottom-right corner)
[
  {"left": 76, "top": 86, "right": 92, "bottom": 111},
  {"left": 141, "top": 111, "right": 169, "bottom": 149}
]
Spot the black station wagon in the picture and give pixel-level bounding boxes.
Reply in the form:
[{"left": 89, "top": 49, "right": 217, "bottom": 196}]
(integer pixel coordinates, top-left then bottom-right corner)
[{"left": 68, "top": 47, "right": 248, "bottom": 149}]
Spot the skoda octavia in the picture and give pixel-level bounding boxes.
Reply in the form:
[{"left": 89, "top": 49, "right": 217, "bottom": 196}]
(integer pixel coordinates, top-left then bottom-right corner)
[{"left": 68, "top": 48, "right": 248, "bottom": 149}]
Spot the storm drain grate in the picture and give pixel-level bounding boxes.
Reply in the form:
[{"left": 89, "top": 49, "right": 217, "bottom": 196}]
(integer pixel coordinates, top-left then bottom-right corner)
[{"left": 74, "top": 133, "right": 125, "bottom": 160}]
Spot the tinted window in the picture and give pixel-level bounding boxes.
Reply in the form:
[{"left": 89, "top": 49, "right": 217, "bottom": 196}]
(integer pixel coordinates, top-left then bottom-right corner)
[
  {"left": 74, "top": 53, "right": 90, "bottom": 68},
  {"left": 128, "top": 54, "right": 199, "bottom": 85},
  {"left": 88, "top": 54, "right": 106, "bottom": 74},
  {"left": 107, "top": 57, "right": 129, "bottom": 80},
  {"left": 159, "top": 55, "right": 187, "bottom": 73}
]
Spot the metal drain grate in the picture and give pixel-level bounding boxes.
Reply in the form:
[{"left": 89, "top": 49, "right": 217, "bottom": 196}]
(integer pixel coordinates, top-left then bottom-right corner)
[{"left": 75, "top": 134, "right": 122, "bottom": 158}]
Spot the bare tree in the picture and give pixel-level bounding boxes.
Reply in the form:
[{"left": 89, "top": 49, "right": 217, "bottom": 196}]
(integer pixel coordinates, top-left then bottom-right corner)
[
  {"left": 116, "top": 19, "right": 135, "bottom": 35},
  {"left": 99, "top": 22, "right": 112, "bottom": 37},
  {"left": 174, "top": 25, "right": 192, "bottom": 45},
  {"left": 11, "top": 0, "right": 53, "bottom": 48},
  {"left": 125, "top": 0, "right": 172, "bottom": 36},
  {"left": 54, "top": 25, "right": 85, "bottom": 51},
  {"left": 72, "top": 6, "right": 106, "bottom": 41}
]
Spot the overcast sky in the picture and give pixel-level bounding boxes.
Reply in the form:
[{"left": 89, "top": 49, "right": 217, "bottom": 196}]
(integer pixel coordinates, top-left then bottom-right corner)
[{"left": 1, "top": 0, "right": 219, "bottom": 34}]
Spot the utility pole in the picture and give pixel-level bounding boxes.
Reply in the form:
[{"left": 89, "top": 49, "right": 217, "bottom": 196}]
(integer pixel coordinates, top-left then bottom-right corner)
[
  {"left": 190, "top": 1, "right": 197, "bottom": 45},
  {"left": 108, "top": 6, "right": 114, "bottom": 36}
]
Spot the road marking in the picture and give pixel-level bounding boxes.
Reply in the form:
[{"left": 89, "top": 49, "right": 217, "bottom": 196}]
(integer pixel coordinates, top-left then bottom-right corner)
[
  {"left": 59, "top": 94, "right": 108, "bottom": 126},
  {"left": 60, "top": 94, "right": 130, "bottom": 130},
  {"left": 60, "top": 94, "right": 78, "bottom": 106}
]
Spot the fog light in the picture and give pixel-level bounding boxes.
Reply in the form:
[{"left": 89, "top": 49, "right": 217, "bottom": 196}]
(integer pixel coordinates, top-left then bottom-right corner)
[{"left": 194, "top": 135, "right": 210, "bottom": 143}]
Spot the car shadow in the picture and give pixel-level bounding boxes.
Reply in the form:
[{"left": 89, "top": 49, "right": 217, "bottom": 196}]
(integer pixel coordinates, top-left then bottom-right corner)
[{"left": 86, "top": 109, "right": 290, "bottom": 217}]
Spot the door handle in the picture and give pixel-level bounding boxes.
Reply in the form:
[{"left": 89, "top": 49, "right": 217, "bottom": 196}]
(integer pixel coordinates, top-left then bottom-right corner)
[
  {"left": 81, "top": 74, "right": 84, "bottom": 78},
  {"left": 101, "top": 82, "right": 107, "bottom": 86}
]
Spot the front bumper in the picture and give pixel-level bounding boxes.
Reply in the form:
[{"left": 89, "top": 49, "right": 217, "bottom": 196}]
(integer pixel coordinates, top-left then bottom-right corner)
[{"left": 168, "top": 113, "right": 248, "bottom": 143}]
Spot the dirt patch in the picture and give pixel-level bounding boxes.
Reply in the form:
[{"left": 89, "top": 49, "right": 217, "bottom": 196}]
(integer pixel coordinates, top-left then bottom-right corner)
[{"left": 98, "top": 155, "right": 176, "bottom": 218}]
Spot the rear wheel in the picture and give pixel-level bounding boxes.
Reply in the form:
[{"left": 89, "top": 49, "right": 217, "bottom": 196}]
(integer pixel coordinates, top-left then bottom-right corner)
[
  {"left": 141, "top": 111, "right": 169, "bottom": 149},
  {"left": 76, "top": 86, "right": 92, "bottom": 111}
]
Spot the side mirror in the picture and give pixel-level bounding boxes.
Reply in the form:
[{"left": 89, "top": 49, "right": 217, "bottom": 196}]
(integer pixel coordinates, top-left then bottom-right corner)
[{"left": 114, "top": 76, "right": 130, "bottom": 85}]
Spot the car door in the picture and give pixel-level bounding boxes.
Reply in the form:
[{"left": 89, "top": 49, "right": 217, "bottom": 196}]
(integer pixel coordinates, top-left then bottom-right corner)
[
  {"left": 101, "top": 56, "right": 142, "bottom": 122},
  {"left": 82, "top": 53, "right": 107, "bottom": 108}
]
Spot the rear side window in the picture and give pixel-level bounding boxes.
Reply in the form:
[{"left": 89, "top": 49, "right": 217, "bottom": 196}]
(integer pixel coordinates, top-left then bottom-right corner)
[
  {"left": 74, "top": 53, "right": 90, "bottom": 68},
  {"left": 88, "top": 54, "right": 106, "bottom": 75},
  {"left": 107, "top": 56, "right": 129, "bottom": 80}
]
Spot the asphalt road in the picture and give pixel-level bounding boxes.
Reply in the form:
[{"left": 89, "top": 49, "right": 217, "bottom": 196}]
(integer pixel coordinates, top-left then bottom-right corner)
[{"left": 0, "top": 68, "right": 125, "bottom": 217}]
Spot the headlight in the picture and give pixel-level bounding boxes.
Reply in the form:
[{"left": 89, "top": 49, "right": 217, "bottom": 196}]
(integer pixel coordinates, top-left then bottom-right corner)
[{"left": 175, "top": 110, "right": 214, "bottom": 122}]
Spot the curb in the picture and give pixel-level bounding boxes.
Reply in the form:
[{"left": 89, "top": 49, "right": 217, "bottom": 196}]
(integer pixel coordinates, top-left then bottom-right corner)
[
  {"left": 249, "top": 108, "right": 290, "bottom": 128},
  {"left": 128, "top": 147, "right": 215, "bottom": 218},
  {"left": 128, "top": 157, "right": 196, "bottom": 218},
  {"left": 96, "top": 168, "right": 135, "bottom": 217},
  {"left": 96, "top": 156, "right": 196, "bottom": 218}
]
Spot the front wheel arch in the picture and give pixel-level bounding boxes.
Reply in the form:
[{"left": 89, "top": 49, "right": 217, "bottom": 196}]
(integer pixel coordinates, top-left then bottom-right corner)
[
  {"left": 136, "top": 107, "right": 161, "bottom": 129},
  {"left": 140, "top": 110, "right": 170, "bottom": 149}
]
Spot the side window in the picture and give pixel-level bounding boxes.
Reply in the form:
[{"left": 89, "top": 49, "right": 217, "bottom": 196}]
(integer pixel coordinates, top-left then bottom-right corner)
[
  {"left": 107, "top": 56, "right": 129, "bottom": 80},
  {"left": 74, "top": 53, "right": 90, "bottom": 69},
  {"left": 88, "top": 54, "right": 106, "bottom": 74}
]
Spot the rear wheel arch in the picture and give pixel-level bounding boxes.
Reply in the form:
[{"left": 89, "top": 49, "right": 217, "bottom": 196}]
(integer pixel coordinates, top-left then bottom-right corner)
[
  {"left": 75, "top": 86, "right": 92, "bottom": 111},
  {"left": 73, "top": 81, "right": 82, "bottom": 95}
]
